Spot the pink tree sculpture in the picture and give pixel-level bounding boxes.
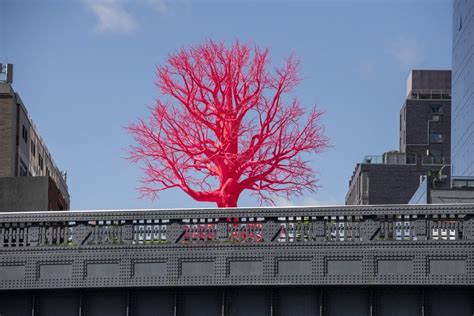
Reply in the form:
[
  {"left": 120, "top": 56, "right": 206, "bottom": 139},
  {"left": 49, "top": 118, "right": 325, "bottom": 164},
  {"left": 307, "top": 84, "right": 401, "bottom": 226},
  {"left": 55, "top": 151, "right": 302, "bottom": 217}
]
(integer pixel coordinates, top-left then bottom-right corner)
[{"left": 128, "top": 40, "right": 328, "bottom": 207}]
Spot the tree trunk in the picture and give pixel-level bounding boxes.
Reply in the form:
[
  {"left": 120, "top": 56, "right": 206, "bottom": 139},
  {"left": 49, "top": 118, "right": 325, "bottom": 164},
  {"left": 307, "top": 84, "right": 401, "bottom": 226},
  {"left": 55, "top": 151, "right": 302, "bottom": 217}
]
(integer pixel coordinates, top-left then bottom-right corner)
[{"left": 216, "top": 194, "right": 238, "bottom": 208}]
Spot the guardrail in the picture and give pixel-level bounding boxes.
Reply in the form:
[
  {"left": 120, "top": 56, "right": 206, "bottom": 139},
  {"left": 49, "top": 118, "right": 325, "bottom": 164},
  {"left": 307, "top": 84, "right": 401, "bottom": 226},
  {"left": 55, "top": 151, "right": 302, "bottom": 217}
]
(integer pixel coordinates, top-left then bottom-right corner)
[
  {"left": 2, "top": 204, "right": 473, "bottom": 247},
  {"left": 0, "top": 204, "right": 473, "bottom": 290}
]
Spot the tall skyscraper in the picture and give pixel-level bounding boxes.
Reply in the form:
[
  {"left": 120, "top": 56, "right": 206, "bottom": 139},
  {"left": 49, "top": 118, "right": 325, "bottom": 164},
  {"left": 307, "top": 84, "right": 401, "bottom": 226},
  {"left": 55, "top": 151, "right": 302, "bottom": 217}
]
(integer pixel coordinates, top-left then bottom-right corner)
[
  {"left": 452, "top": 0, "right": 474, "bottom": 183},
  {"left": 0, "top": 64, "right": 70, "bottom": 211}
]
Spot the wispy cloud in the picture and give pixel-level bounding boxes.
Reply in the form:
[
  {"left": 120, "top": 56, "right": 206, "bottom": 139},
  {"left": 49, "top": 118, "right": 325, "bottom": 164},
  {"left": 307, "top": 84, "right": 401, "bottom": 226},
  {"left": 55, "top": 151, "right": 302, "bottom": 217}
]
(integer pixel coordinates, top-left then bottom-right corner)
[
  {"left": 86, "top": 0, "right": 138, "bottom": 33},
  {"left": 85, "top": 0, "right": 184, "bottom": 34},
  {"left": 273, "top": 195, "right": 339, "bottom": 207},
  {"left": 386, "top": 36, "right": 422, "bottom": 68}
]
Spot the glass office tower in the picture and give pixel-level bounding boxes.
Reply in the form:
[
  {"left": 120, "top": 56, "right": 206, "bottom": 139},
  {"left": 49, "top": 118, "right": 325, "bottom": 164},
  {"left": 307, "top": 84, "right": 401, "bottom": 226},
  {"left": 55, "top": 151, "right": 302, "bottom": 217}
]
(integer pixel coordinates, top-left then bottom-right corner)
[{"left": 452, "top": 0, "right": 474, "bottom": 185}]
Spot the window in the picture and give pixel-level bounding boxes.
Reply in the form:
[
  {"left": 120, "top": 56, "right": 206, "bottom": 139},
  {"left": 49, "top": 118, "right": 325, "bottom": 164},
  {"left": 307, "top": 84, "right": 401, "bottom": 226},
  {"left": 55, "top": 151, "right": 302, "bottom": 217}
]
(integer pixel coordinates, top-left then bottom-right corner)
[
  {"left": 361, "top": 172, "right": 369, "bottom": 198},
  {"left": 31, "top": 141, "right": 36, "bottom": 157},
  {"left": 432, "top": 115, "right": 440, "bottom": 122},
  {"left": 431, "top": 105, "right": 443, "bottom": 113},
  {"left": 428, "top": 149, "right": 442, "bottom": 164},
  {"left": 21, "top": 125, "right": 28, "bottom": 143},
  {"left": 406, "top": 153, "right": 417, "bottom": 164},
  {"left": 432, "top": 93, "right": 441, "bottom": 99},
  {"left": 420, "top": 93, "right": 430, "bottom": 99},
  {"left": 430, "top": 132, "right": 443, "bottom": 143},
  {"left": 39, "top": 154, "right": 44, "bottom": 171},
  {"left": 19, "top": 159, "right": 28, "bottom": 176}
]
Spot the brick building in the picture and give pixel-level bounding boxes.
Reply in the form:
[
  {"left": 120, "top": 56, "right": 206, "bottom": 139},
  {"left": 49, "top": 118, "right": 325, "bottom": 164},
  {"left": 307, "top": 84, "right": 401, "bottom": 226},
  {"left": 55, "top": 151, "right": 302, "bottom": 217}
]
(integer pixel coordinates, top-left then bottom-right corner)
[
  {"left": 0, "top": 63, "right": 69, "bottom": 211},
  {"left": 401, "top": 70, "right": 451, "bottom": 164},
  {"left": 346, "top": 70, "right": 451, "bottom": 205}
]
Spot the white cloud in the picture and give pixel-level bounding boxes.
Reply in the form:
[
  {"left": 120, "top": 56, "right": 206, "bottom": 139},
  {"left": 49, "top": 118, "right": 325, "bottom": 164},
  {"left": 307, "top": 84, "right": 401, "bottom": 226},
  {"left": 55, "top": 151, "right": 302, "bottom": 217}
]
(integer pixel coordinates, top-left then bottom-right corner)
[
  {"left": 86, "top": 0, "right": 138, "bottom": 33},
  {"left": 85, "top": 0, "right": 182, "bottom": 33},
  {"left": 273, "top": 195, "right": 340, "bottom": 207},
  {"left": 272, "top": 196, "right": 296, "bottom": 207},
  {"left": 141, "top": 0, "right": 190, "bottom": 16},
  {"left": 386, "top": 37, "right": 422, "bottom": 69}
]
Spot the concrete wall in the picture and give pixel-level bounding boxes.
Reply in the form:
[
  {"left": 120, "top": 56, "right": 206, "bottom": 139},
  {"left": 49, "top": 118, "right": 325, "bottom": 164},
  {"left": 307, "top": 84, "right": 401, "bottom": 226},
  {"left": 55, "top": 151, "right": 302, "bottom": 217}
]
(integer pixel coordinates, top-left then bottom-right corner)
[
  {"left": 0, "top": 177, "right": 49, "bottom": 212},
  {"left": 409, "top": 70, "right": 452, "bottom": 92}
]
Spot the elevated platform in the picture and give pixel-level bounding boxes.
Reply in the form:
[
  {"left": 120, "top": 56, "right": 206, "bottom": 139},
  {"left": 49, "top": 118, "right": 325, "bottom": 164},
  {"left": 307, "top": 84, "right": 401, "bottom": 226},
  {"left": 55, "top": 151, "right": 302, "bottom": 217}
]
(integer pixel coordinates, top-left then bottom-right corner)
[{"left": 0, "top": 204, "right": 473, "bottom": 315}]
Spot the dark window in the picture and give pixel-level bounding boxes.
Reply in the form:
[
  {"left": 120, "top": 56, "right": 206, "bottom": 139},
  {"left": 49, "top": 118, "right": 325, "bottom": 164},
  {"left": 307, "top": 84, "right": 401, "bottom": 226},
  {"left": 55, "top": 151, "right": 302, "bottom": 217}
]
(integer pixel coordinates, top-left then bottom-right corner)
[
  {"left": 31, "top": 141, "right": 36, "bottom": 157},
  {"left": 21, "top": 125, "right": 28, "bottom": 143},
  {"left": 406, "top": 153, "right": 417, "bottom": 164},
  {"left": 399, "top": 113, "right": 402, "bottom": 132},
  {"left": 420, "top": 93, "right": 430, "bottom": 99},
  {"left": 431, "top": 105, "right": 443, "bottom": 113},
  {"left": 19, "top": 159, "right": 28, "bottom": 176},
  {"left": 430, "top": 132, "right": 443, "bottom": 143},
  {"left": 430, "top": 149, "right": 442, "bottom": 164},
  {"left": 39, "top": 154, "right": 44, "bottom": 170}
]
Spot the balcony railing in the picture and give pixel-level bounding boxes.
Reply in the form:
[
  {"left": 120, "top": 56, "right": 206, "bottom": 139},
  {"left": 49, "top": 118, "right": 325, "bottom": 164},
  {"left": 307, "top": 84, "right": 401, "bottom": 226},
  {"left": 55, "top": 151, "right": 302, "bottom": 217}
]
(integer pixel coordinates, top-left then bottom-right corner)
[
  {"left": 408, "top": 89, "right": 451, "bottom": 100},
  {"left": 1, "top": 204, "right": 473, "bottom": 248},
  {"left": 362, "top": 155, "right": 384, "bottom": 164},
  {"left": 362, "top": 154, "right": 450, "bottom": 166}
]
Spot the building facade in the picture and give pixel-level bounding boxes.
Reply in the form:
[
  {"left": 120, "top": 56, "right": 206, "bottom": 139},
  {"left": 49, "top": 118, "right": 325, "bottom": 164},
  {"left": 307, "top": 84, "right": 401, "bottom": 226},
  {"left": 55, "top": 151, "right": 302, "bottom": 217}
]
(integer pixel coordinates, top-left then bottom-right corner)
[
  {"left": 0, "top": 63, "right": 69, "bottom": 211},
  {"left": 452, "top": 0, "right": 474, "bottom": 180},
  {"left": 401, "top": 70, "right": 452, "bottom": 164},
  {"left": 346, "top": 70, "right": 451, "bottom": 205},
  {"left": 346, "top": 153, "right": 449, "bottom": 205}
]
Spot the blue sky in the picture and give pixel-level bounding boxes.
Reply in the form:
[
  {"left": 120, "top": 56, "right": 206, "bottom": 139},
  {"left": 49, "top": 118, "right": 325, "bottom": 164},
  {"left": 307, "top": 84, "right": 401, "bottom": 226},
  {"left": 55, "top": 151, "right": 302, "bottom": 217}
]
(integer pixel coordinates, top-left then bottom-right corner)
[{"left": 0, "top": 0, "right": 452, "bottom": 210}]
